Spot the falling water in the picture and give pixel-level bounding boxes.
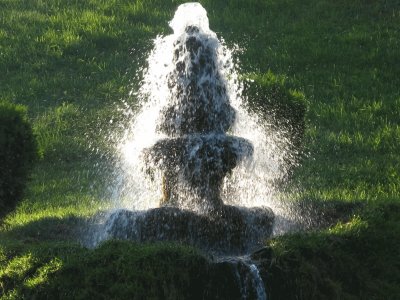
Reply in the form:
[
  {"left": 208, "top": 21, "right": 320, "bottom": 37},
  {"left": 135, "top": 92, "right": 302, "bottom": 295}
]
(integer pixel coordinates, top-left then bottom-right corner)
[{"left": 236, "top": 260, "right": 267, "bottom": 300}]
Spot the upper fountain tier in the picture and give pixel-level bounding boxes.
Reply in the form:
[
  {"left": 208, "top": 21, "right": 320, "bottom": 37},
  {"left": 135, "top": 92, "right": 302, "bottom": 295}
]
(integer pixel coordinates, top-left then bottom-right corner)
[
  {"left": 144, "top": 3, "right": 253, "bottom": 211},
  {"left": 158, "top": 25, "right": 236, "bottom": 136}
]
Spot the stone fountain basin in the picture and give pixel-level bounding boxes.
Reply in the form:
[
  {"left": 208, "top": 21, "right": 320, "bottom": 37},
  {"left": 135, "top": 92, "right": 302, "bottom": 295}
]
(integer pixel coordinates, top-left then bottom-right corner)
[
  {"left": 105, "top": 205, "right": 274, "bottom": 254},
  {"left": 144, "top": 135, "right": 254, "bottom": 176}
]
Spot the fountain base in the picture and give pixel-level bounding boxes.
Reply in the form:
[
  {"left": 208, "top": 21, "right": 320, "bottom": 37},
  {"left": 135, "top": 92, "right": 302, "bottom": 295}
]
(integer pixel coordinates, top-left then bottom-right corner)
[{"left": 105, "top": 205, "right": 274, "bottom": 254}]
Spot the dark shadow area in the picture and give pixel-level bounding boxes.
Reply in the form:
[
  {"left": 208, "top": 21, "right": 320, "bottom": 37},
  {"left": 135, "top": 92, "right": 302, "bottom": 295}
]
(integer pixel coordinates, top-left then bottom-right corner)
[{"left": 0, "top": 215, "right": 86, "bottom": 243}]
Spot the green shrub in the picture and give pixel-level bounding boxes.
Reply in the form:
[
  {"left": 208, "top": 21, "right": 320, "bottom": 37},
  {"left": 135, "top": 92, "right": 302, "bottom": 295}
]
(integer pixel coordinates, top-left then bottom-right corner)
[{"left": 0, "top": 102, "right": 37, "bottom": 216}]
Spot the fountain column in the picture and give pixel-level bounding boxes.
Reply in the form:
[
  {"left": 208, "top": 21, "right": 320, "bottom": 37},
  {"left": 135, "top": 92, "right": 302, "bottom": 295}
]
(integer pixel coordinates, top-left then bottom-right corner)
[{"left": 144, "top": 22, "right": 253, "bottom": 212}]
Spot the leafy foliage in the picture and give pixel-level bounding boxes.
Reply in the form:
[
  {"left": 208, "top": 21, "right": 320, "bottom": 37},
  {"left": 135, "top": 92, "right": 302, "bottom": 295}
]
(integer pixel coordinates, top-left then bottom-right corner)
[{"left": 0, "top": 102, "right": 37, "bottom": 217}]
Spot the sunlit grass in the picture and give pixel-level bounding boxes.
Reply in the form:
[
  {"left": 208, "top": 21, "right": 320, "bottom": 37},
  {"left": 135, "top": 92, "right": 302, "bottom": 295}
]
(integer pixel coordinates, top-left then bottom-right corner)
[
  {"left": 24, "top": 257, "right": 63, "bottom": 289},
  {"left": 0, "top": 253, "right": 62, "bottom": 299}
]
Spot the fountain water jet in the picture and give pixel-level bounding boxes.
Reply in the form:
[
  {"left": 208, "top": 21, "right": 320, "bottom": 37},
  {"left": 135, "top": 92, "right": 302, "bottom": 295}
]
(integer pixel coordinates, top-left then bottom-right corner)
[
  {"left": 104, "top": 2, "right": 281, "bottom": 254},
  {"left": 142, "top": 21, "right": 254, "bottom": 213}
]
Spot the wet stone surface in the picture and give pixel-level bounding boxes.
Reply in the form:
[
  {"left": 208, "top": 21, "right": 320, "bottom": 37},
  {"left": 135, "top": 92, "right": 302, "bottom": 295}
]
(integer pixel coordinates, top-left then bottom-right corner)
[{"left": 106, "top": 205, "right": 274, "bottom": 255}]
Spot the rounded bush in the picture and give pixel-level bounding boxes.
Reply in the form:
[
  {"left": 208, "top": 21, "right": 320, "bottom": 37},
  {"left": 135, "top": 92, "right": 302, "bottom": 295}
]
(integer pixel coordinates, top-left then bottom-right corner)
[{"left": 0, "top": 102, "right": 37, "bottom": 216}]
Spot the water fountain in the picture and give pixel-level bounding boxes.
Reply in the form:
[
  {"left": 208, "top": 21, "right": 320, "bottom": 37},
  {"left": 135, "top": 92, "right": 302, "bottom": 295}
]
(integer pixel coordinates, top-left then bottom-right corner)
[
  {"left": 104, "top": 3, "right": 276, "bottom": 255},
  {"left": 83, "top": 3, "right": 309, "bottom": 299}
]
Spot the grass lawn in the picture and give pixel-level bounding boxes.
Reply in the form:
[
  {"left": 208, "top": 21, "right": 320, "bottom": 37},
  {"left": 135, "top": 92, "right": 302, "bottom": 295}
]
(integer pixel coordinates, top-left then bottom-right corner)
[{"left": 1, "top": 0, "right": 399, "bottom": 299}]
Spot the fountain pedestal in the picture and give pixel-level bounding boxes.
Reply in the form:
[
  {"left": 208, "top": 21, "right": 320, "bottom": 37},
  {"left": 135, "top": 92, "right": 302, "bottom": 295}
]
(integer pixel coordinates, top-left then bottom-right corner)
[
  {"left": 144, "top": 134, "right": 254, "bottom": 211},
  {"left": 106, "top": 205, "right": 274, "bottom": 254}
]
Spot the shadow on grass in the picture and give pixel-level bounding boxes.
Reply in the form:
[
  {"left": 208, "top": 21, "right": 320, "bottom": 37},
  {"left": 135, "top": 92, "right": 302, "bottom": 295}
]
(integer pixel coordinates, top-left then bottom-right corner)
[{"left": 0, "top": 215, "right": 86, "bottom": 243}]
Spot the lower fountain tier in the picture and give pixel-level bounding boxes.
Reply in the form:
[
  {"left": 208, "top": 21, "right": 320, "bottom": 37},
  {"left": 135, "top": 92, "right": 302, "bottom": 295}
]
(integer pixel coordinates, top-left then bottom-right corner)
[
  {"left": 143, "top": 134, "right": 254, "bottom": 209},
  {"left": 105, "top": 205, "right": 274, "bottom": 254}
]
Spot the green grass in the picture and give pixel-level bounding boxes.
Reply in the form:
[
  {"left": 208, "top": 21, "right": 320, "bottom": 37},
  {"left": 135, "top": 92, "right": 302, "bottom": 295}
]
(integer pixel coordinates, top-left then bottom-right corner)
[{"left": 0, "top": 0, "right": 399, "bottom": 299}]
